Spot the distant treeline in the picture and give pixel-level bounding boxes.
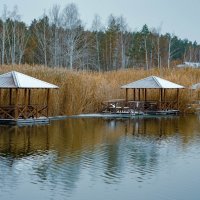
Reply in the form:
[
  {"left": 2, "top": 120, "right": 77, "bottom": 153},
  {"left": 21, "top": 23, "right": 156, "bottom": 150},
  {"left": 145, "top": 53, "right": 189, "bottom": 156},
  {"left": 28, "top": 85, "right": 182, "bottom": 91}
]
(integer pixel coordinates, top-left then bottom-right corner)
[{"left": 0, "top": 3, "right": 199, "bottom": 71}]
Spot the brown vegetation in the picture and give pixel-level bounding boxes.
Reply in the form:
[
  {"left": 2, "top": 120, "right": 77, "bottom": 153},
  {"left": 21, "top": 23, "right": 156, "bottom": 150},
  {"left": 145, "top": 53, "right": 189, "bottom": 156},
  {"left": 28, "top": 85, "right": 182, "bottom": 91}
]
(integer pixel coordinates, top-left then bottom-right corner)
[{"left": 0, "top": 65, "right": 200, "bottom": 116}]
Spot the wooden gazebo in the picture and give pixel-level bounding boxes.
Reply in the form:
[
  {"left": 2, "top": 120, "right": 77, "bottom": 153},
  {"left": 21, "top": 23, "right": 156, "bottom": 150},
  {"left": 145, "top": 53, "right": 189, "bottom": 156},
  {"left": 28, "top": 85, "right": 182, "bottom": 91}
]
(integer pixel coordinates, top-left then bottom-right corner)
[
  {"left": 0, "top": 71, "right": 58, "bottom": 122},
  {"left": 103, "top": 76, "right": 185, "bottom": 114}
]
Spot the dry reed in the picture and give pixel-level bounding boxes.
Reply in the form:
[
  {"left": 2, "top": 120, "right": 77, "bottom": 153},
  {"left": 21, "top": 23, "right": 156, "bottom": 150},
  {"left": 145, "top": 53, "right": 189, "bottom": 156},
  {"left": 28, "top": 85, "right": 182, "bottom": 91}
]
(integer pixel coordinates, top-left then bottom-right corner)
[{"left": 0, "top": 65, "right": 200, "bottom": 115}]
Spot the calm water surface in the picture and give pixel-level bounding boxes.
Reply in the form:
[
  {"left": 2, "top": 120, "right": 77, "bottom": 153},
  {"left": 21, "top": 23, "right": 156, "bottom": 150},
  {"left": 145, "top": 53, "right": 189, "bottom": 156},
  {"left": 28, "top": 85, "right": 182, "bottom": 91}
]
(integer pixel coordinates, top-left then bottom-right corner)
[{"left": 0, "top": 115, "right": 200, "bottom": 200}]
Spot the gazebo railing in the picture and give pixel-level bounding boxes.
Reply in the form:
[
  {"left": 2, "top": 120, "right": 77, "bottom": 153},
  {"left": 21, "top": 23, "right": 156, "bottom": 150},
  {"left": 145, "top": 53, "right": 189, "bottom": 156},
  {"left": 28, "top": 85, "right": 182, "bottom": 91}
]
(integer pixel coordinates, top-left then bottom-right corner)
[
  {"left": 0, "top": 104, "right": 48, "bottom": 119},
  {"left": 102, "top": 99, "right": 179, "bottom": 113}
]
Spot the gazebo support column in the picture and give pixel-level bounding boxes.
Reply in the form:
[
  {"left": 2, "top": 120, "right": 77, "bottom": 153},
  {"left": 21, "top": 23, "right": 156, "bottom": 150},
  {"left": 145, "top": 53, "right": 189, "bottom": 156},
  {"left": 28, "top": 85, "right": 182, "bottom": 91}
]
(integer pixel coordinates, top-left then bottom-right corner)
[
  {"left": 138, "top": 89, "right": 141, "bottom": 101},
  {"left": 144, "top": 89, "right": 147, "bottom": 101},
  {"left": 125, "top": 88, "right": 128, "bottom": 102},
  {"left": 28, "top": 89, "right": 32, "bottom": 118},
  {"left": 14, "top": 89, "right": 19, "bottom": 119},
  {"left": 9, "top": 89, "right": 12, "bottom": 105},
  {"left": 24, "top": 89, "right": 28, "bottom": 119},
  {"left": 177, "top": 89, "right": 179, "bottom": 110},
  {"left": 133, "top": 89, "right": 135, "bottom": 101},
  {"left": 28, "top": 89, "right": 31, "bottom": 105},
  {"left": 47, "top": 89, "right": 50, "bottom": 117},
  {"left": 164, "top": 89, "right": 166, "bottom": 102},
  {"left": 159, "top": 89, "right": 162, "bottom": 110}
]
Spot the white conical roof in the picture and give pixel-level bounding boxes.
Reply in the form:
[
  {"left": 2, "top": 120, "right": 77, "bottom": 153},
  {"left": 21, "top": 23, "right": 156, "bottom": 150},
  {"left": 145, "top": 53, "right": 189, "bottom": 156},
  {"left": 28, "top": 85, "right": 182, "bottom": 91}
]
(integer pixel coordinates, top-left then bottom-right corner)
[
  {"left": 121, "top": 76, "right": 184, "bottom": 89},
  {"left": 0, "top": 71, "right": 59, "bottom": 89}
]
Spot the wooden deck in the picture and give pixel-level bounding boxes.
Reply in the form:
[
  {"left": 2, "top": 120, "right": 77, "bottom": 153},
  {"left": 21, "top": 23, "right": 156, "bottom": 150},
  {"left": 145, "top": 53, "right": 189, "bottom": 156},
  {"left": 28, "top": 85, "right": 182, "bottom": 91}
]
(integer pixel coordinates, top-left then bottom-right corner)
[{"left": 101, "top": 99, "right": 179, "bottom": 115}]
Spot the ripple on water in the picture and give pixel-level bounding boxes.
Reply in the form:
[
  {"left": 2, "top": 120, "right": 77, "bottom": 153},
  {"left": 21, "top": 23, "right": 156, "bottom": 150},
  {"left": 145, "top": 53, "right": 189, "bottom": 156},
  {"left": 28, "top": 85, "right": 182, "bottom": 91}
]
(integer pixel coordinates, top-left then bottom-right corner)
[{"left": 0, "top": 116, "right": 200, "bottom": 200}]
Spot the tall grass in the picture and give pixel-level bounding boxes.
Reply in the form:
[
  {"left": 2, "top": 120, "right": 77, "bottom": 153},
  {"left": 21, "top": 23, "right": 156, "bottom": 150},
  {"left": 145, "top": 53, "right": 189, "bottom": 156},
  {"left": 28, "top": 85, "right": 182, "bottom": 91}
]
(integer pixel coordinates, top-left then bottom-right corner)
[{"left": 0, "top": 65, "right": 200, "bottom": 115}]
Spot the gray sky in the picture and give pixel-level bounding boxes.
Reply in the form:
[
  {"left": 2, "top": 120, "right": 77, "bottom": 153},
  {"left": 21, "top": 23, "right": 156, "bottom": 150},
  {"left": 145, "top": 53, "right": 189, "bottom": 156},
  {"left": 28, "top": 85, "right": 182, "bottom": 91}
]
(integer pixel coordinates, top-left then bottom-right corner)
[{"left": 0, "top": 0, "right": 199, "bottom": 42}]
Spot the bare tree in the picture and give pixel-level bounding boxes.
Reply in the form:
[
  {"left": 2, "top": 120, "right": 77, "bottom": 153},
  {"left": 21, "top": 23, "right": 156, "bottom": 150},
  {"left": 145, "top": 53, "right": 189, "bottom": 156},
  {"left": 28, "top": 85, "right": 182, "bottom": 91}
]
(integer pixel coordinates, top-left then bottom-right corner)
[
  {"left": 16, "top": 22, "right": 29, "bottom": 64},
  {"left": 166, "top": 33, "right": 179, "bottom": 68},
  {"left": 62, "top": 3, "right": 84, "bottom": 70},
  {"left": 118, "top": 16, "right": 128, "bottom": 69},
  {"left": 49, "top": 4, "right": 61, "bottom": 67},
  {"left": 91, "top": 14, "right": 103, "bottom": 72},
  {"left": 9, "top": 5, "right": 20, "bottom": 65},
  {"left": 1, "top": 5, "right": 8, "bottom": 65},
  {"left": 34, "top": 13, "right": 49, "bottom": 66},
  {"left": 153, "top": 23, "right": 162, "bottom": 68}
]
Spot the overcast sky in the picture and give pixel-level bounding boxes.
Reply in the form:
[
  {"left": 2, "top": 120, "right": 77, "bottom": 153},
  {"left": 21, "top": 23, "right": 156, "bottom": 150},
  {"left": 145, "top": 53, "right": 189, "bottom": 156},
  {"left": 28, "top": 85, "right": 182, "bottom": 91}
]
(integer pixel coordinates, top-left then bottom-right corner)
[{"left": 0, "top": 0, "right": 199, "bottom": 42}]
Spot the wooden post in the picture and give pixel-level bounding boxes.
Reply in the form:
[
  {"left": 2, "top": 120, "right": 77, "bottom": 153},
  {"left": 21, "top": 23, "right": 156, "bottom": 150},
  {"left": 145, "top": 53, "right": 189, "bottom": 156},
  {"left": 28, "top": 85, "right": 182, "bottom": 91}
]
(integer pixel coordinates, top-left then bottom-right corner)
[
  {"left": 164, "top": 89, "right": 166, "bottom": 101},
  {"left": 144, "top": 89, "right": 147, "bottom": 101},
  {"left": 24, "top": 89, "right": 28, "bottom": 119},
  {"left": 24, "top": 89, "right": 27, "bottom": 104},
  {"left": 159, "top": 89, "right": 162, "bottom": 110},
  {"left": 125, "top": 88, "right": 128, "bottom": 102},
  {"left": 177, "top": 89, "right": 179, "bottom": 110},
  {"left": 161, "top": 89, "right": 163, "bottom": 109},
  {"left": 15, "top": 89, "right": 19, "bottom": 119},
  {"left": 47, "top": 89, "right": 50, "bottom": 117},
  {"left": 9, "top": 88, "right": 12, "bottom": 105},
  {"left": 138, "top": 89, "right": 141, "bottom": 101},
  {"left": 133, "top": 89, "right": 135, "bottom": 101},
  {"left": 143, "top": 89, "right": 145, "bottom": 101},
  {"left": 28, "top": 89, "right": 31, "bottom": 105}
]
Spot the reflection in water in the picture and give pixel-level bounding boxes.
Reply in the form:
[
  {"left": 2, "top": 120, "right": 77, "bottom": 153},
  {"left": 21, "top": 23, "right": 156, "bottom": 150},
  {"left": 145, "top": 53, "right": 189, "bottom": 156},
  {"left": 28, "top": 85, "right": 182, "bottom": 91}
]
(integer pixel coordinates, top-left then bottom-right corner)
[{"left": 0, "top": 116, "right": 200, "bottom": 200}]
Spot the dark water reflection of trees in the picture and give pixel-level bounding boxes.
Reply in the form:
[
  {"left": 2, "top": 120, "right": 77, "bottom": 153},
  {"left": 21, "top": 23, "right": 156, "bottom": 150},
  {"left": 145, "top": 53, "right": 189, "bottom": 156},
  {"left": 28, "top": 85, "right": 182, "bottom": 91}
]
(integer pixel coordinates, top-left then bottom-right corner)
[{"left": 0, "top": 115, "right": 200, "bottom": 193}]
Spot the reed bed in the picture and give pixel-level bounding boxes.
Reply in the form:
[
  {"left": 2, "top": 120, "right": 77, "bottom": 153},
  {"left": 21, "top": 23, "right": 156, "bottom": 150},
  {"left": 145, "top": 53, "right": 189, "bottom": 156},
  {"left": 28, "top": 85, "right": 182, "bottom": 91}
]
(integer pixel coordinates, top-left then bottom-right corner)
[{"left": 0, "top": 65, "right": 200, "bottom": 115}]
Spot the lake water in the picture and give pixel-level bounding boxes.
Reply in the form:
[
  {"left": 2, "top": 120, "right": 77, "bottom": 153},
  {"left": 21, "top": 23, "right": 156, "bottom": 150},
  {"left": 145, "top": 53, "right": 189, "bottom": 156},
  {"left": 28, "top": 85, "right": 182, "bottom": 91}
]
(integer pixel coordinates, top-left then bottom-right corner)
[{"left": 0, "top": 115, "right": 200, "bottom": 200}]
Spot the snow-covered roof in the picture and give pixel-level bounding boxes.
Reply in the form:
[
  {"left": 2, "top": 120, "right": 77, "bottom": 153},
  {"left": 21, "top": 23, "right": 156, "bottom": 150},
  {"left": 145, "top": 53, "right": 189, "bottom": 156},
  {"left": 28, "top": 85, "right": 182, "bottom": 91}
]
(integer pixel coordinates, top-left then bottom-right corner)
[
  {"left": 177, "top": 62, "right": 200, "bottom": 68},
  {"left": 190, "top": 83, "right": 200, "bottom": 90},
  {"left": 121, "top": 76, "right": 184, "bottom": 89},
  {"left": 0, "top": 71, "right": 59, "bottom": 89}
]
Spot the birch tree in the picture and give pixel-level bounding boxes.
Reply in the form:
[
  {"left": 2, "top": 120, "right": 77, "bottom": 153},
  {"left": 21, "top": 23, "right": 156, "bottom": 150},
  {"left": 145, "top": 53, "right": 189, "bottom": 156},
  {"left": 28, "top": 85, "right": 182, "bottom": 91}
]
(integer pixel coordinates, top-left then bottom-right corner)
[
  {"left": 34, "top": 15, "right": 49, "bottom": 66},
  {"left": 49, "top": 4, "right": 61, "bottom": 67},
  {"left": 9, "top": 6, "right": 20, "bottom": 65},
  {"left": 152, "top": 24, "right": 162, "bottom": 68},
  {"left": 166, "top": 33, "right": 179, "bottom": 68},
  {"left": 118, "top": 16, "right": 129, "bottom": 69},
  {"left": 16, "top": 22, "right": 29, "bottom": 64},
  {"left": 91, "top": 14, "right": 103, "bottom": 72},
  {"left": 1, "top": 5, "right": 8, "bottom": 65},
  {"left": 62, "top": 3, "right": 83, "bottom": 70},
  {"left": 11, "top": 8, "right": 17, "bottom": 64}
]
